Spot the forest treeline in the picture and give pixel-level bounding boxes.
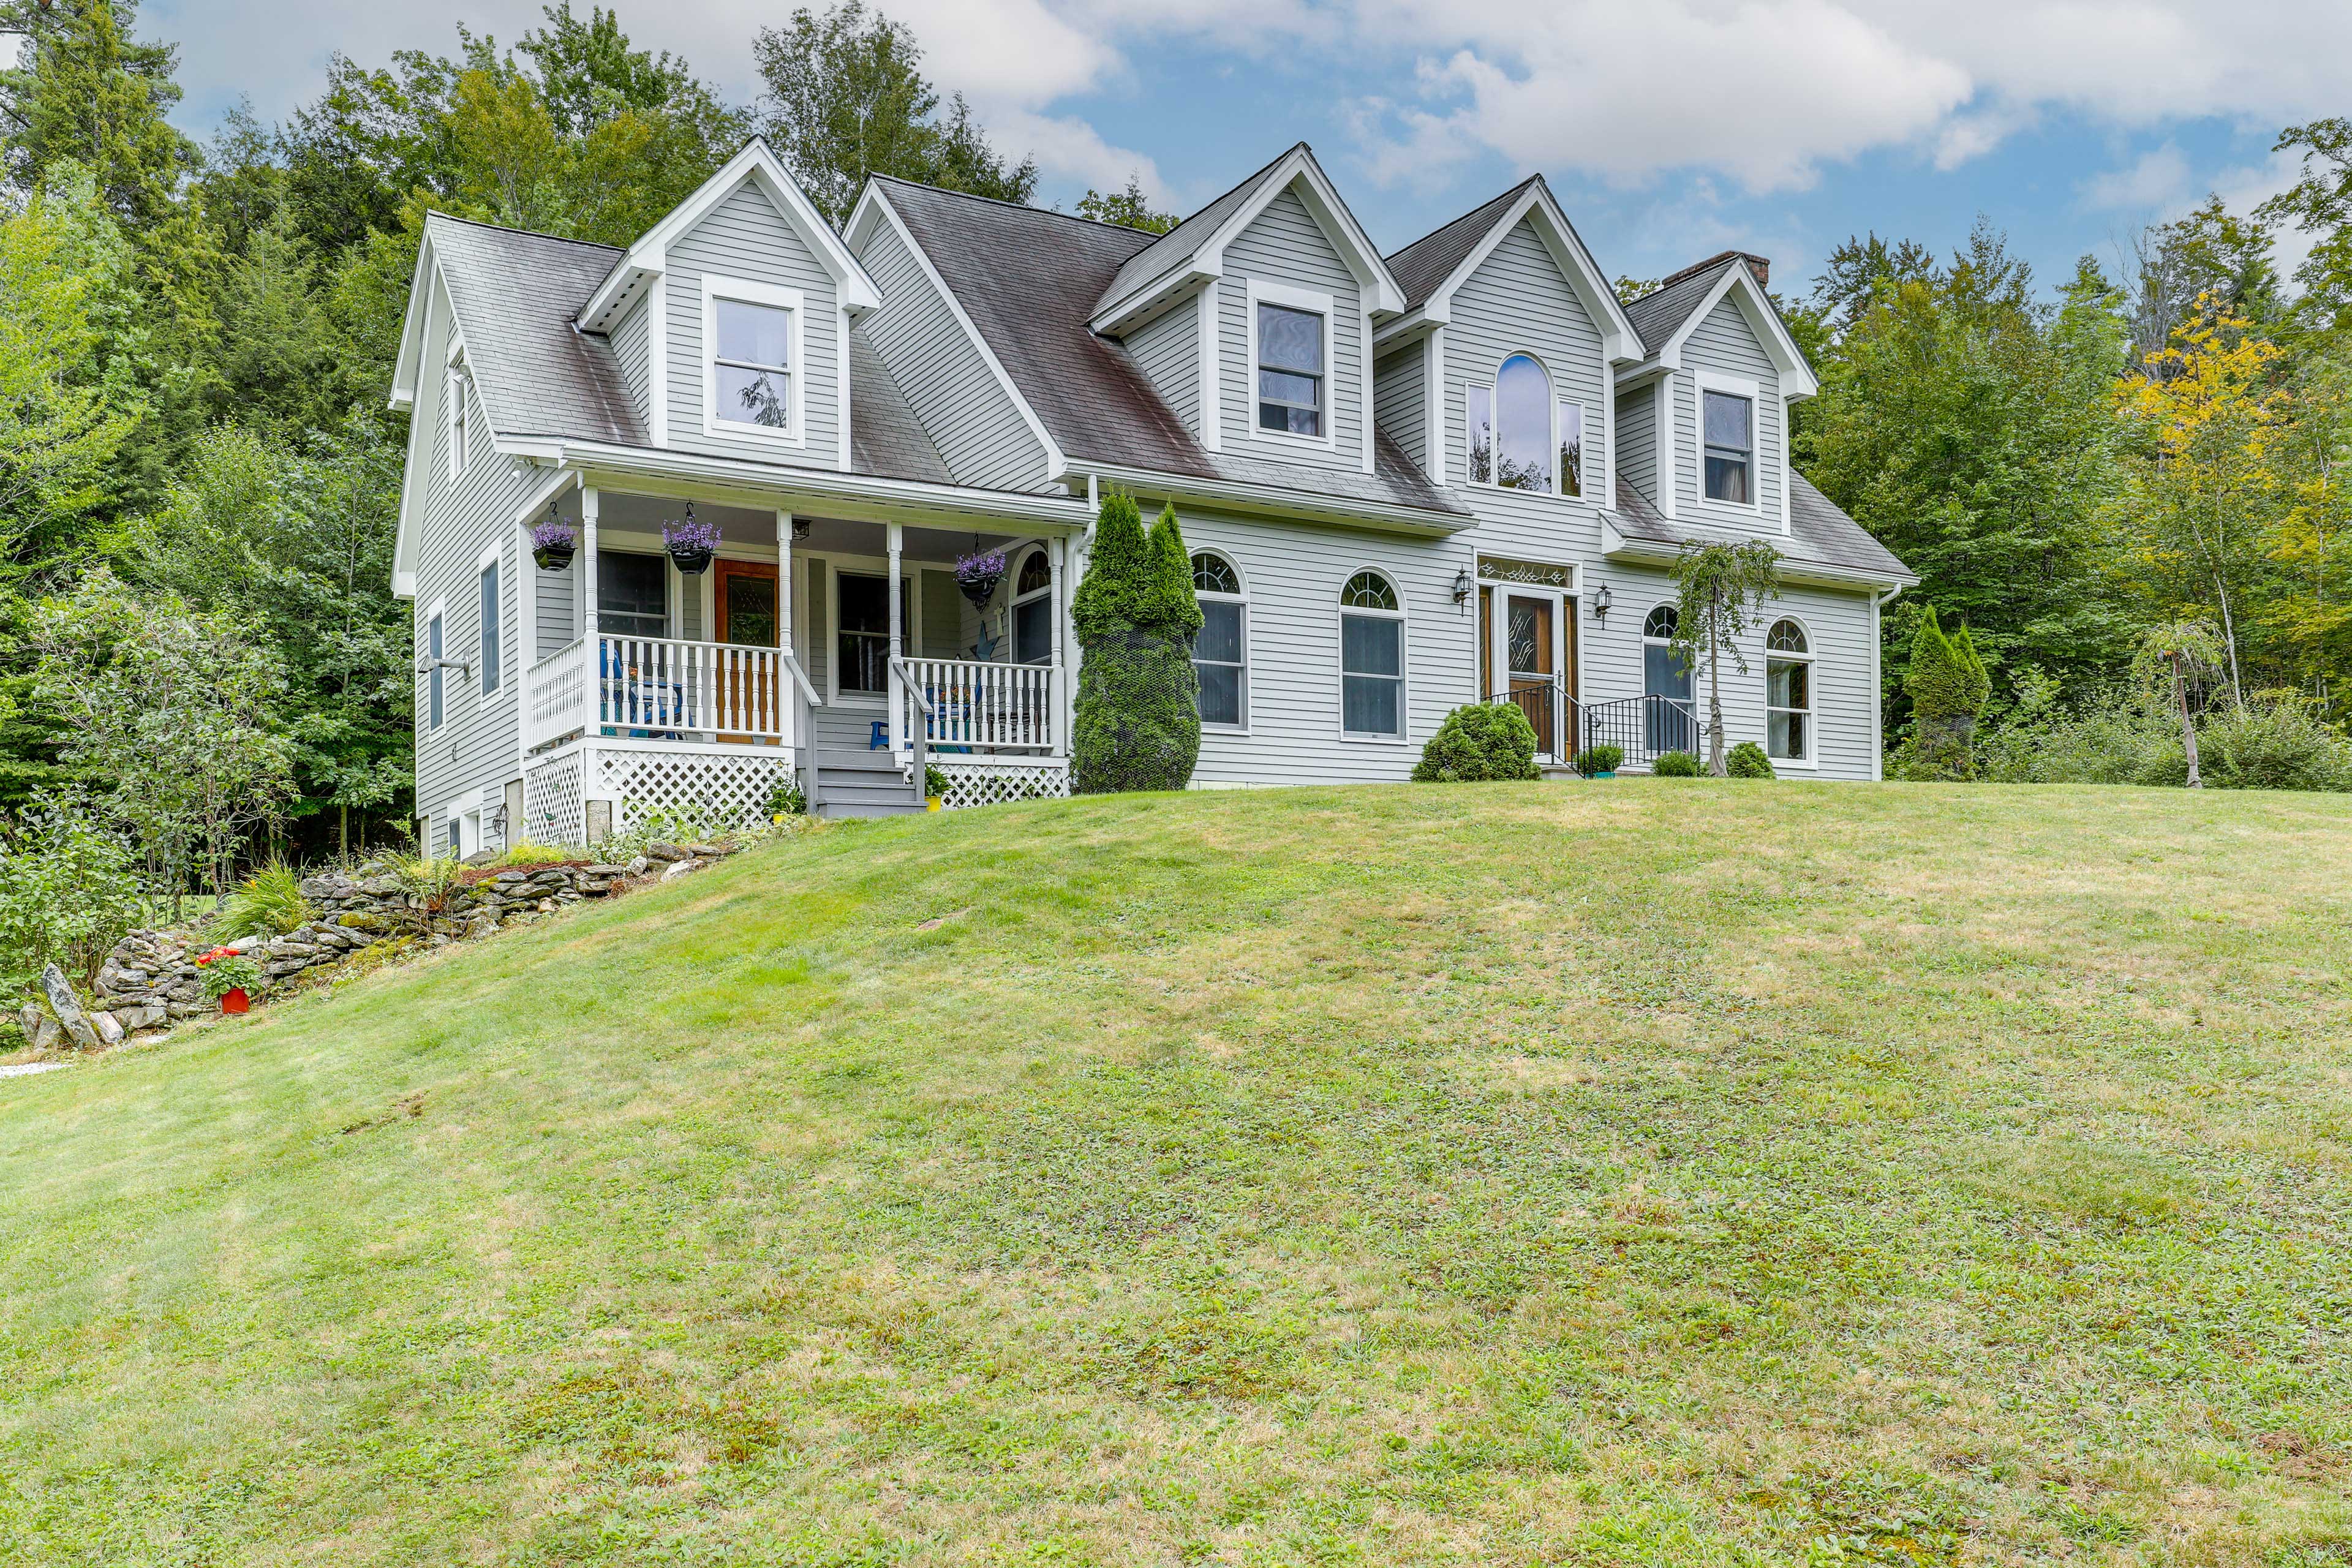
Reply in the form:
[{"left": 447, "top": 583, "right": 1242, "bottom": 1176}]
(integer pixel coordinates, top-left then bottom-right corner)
[{"left": 1, "top": 0, "right": 2350, "bottom": 861}]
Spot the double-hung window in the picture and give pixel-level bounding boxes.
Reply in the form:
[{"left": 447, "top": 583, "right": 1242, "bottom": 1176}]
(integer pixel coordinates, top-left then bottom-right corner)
[
  {"left": 1339, "top": 570, "right": 1404, "bottom": 739},
  {"left": 1703, "top": 388, "right": 1754, "bottom": 504},
  {"left": 1191, "top": 552, "right": 1246, "bottom": 729},
  {"left": 425, "top": 608, "right": 445, "bottom": 730},
  {"left": 1765, "top": 618, "right": 1812, "bottom": 762},
  {"left": 704, "top": 279, "right": 799, "bottom": 439},
  {"left": 1255, "top": 300, "right": 1325, "bottom": 437}
]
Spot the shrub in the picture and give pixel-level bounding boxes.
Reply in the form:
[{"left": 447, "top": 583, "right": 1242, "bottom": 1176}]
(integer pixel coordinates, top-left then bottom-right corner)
[
  {"left": 766, "top": 776, "right": 807, "bottom": 817},
  {"left": 1902, "top": 606, "right": 1989, "bottom": 780},
  {"left": 1653, "top": 750, "right": 1701, "bottom": 777},
  {"left": 0, "top": 798, "right": 143, "bottom": 997},
  {"left": 1072, "top": 495, "right": 1202, "bottom": 794},
  {"left": 1725, "top": 741, "right": 1776, "bottom": 778},
  {"left": 1412, "top": 703, "right": 1539, "bottom": 782},
  {"left": 1976, "top": 682, "right": 2352, "bottom": 793},
  {"left": 1571, "top": 744, "right": 1625, "bottom": 777},
  {"left": 214, "top": 859, "right": 315, "bottom": 940},
  {"left": 490, "top": 840, "right": 574, "bottom": 868},
  {"left": 2201, "top": 699, "right": 2352, "bottom": 792},
  {"left": 385, "top": 850, "right": 467, "bottom": 936}
]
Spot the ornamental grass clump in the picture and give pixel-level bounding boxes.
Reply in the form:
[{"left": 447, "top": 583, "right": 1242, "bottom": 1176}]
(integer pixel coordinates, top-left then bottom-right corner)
[
  {"left": 1412, "top": 703, "right": 1539, "bottom": 782},
  {"left": 214, "top": 859, "right": 315, "bottom": 940},
  {"left": 1071, "top": 494, "right": 1202, "bottom": 794}
]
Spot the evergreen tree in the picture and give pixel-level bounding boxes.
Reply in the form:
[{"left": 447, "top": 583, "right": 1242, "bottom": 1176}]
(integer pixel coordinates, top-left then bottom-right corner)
[
  {"left": 0, "top": 0, "right": 196, "bottom": 230},
  {"left": 1070, "top": 495, "right": 1200, "bottom": 794},
  {"left": 1899, "top": 606, "right": 1989, "bottom": 780}
]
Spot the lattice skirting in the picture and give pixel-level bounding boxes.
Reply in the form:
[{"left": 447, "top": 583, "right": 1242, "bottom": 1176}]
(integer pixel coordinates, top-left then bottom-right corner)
[
  {"left": 595, "top": 745, "right": 790, "bottom": 834},
  {"left": 933, "top": 760, "right": 1070, "bottom": 811},
  {"left": 522, "top": 752, "right": 585, "bottom": 845}
]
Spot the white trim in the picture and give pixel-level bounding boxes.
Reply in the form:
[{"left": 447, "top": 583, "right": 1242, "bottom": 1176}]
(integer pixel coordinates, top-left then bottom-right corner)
[
  {"left": 1381, "top": 178, "right": 1642, "bottom": 366},
  {"left": 845, "top": 183, "right": 1069, "bottom": 478},
  {"left": 445, "top": 342, "right": 472, "bottom": 481},
  {"left": 1063, "top": 459, "right": 1468, "bottom": 537},
  {"left": 1359, "top": 307, "right": 1376, "bottom": 475},
  {"left": 577, "top": 139, "right": 881, "bottom": 330},
  {"left": 1189, "top": 549, "right": 1250, "bottom": 734},
  {"left": 475, "top": 539, "right": 505, "bottom": 704},
  {"left": 1425, "top": 328, "right": 1446, "bottom": 484},
  {"left": 1243, "top": 278, "right": 1338, "bottom": 453},
  {"left": 1640, "top": 262, "right": 1819, "bottom": 396},
  {"left": 533, "top": 442, "right": 1093, "bottom": 532},
  {"left": 1197, "top": 282, "right": 1221, "bottom": 451},
  {"left": 1694, "top": 371, "right": 1763, "bottom": 515},
  {"left": 1487, "top": 578, "right": 1574, "bottom": 761},
  {"left": 1336, "top": 565, "right": 1410, "bottom": 744},
  {"left": 1559, "top": 394, "right": 1594, "bottom": 502},
  {"left": 701, "top": 275, "right": 805, "bottom": 447},
  {"left": 647, "top": 273, "right": 669, "bottom": 446},
  {"left": 424, "top": 598, "right": 448, "bottom": 733},
  {"left": 1009, "top": 544, "right": 1057, "bottom": 665},
  {"left": 1654, "top": 377, "right": 1675, "bottom": 519},
  {"left": 390, "top": 264, "right": 440, "bottom": 597},
  {"left": 1763, "top": 613, "right": 1815, "bottom": 769},
  {"left": 1463, "top": 350, "right": 1594, "bottom": 503},
  {"left": 837, "top": 305, "right": 853, "bottom": 471}
]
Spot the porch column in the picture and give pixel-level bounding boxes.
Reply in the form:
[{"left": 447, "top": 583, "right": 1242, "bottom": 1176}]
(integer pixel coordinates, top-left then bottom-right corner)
[
  {"left": 1049, "top": 535, "right": 1068, "bottom": 756},
  {"left": 777, "top": 508, "right": 796, "bottom": 761},
  {"left": 579, "top": 484, "right": 608, "bottom": 843},
  {"left": 515, "top": 510, "right": 537, "bottom": 777},
  {"left": 886, "top": 522, "right": 905, "bottom": 755}
]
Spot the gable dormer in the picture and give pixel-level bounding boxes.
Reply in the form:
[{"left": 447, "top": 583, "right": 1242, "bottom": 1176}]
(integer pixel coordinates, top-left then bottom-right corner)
[
  {"left": 1372, "top": 175, "right": 1640, "bottom": 499},
  {"left": 1616, "top": 253, "right": 1816, "bottom": 533},
  {"left": 575, "top": 141, "right": 881, "bottom": 471},
  {"left": 1091, "top": 145, "right": 1405, "bottom": 473}
]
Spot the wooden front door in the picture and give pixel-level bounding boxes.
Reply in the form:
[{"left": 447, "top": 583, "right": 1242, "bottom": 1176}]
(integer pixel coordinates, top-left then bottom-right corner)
[
  {"left": 715, "top": 559, "right": 780, "bottom": 744},
  {"left": 1505, "top": 594, "right": 1558, "bottom": 758}
]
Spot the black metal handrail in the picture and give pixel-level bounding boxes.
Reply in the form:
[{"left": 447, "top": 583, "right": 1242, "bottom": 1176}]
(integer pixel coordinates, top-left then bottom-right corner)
[{"left": 1577, "top": 695, "right": 1701, "bottom": 767}]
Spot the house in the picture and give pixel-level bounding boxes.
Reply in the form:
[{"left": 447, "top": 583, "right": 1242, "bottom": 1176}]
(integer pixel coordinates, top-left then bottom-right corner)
[{"left": 388, "top": 140, "right": 1915, "bottom": 848}]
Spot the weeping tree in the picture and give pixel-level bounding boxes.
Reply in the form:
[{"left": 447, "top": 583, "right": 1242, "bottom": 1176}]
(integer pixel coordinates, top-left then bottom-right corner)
[
  {"left": 1668, "top": 540, "right": 1782, "bottom": 776},
  {"left": 1071, "top": 495, "right": 1202, "bottom": 793},
  {"left": 1902, "top": 605, "right": 1992, "bottom": 779},
  {"left": 2135, "top": 620, "right": 2228, "bottom": 788}
]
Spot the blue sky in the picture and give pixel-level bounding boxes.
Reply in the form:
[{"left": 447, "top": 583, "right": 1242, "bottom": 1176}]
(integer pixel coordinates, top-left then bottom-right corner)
[{"left": 144, "top": 0, "right": 2349, "bottom": 304}]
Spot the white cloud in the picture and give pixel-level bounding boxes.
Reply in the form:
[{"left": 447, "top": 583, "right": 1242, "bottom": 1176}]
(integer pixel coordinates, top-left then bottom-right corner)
[{"left": 2080, "top": 145, "right": 2193, "bottom": 212}]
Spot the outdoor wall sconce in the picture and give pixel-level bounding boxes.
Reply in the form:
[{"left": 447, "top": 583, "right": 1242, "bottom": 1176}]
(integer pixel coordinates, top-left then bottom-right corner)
[
  {"left": 1590, "top": 582, "right": 1613, "bottom": 622},
  {"left": 1452, "top": 567, "right": 1474, "bottom": 605}
]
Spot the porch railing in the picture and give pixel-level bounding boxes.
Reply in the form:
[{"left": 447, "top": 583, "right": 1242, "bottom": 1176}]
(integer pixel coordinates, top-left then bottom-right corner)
[
  {"left": 525, "top": 634, "right": 790, "bottom": 748},
  {"left": 897, "top": 657, "right": 1056, "bottom": 753},
  {"left": 1485, "top": 688, "right": 1702, "bottom": 769}
]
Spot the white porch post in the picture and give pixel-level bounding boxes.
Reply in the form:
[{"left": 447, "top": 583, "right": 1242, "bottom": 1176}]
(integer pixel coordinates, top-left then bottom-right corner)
[
  {"left": 777, "top": 508, "right": 795, "bottom": 755},
  {"left": 579, "top": 484, "right": 608, "bottom": 841},
  {"left": 515, "top": 511, "right": 537, "bottom": 778},
  {"left": 1049, "top": 534, "right": 1068, "bottom": 756},
  {"left": 886, "top": 521, "right": 905, "bottom": 756}
]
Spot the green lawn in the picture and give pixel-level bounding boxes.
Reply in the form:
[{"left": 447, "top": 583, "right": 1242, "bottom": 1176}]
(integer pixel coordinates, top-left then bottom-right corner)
[{"left": 3, "top": 781, "right": 2349, "bottom": 1566}]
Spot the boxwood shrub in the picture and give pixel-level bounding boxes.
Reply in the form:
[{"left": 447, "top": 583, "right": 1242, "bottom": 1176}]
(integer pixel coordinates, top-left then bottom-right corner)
[{"left": 1413, "top": 703, "right": 1540, "bottom": 782}]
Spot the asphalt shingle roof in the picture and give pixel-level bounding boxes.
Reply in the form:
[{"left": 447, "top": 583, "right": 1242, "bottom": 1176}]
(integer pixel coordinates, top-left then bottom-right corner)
[
  {"left": 1095, "top": 143, "right": 1304, "bottom": 318},
  {"left": 875, "top": 176, "right": 1463, "bottom": 518},
  {"left": 1605, "top": 472, "right": 1912, "bottom": 583},
  {"left": 1384, "top": 178, "right": 1538, "bottom": 312},
  {"left": 1621, "top": 256, "right": 1737, "bottom": 360},
  {"left": 846, "top": 324, "right": 954, "bottom": 485},
  {"left": 428, "top": 214, "right": 643, "bottom": 445}
]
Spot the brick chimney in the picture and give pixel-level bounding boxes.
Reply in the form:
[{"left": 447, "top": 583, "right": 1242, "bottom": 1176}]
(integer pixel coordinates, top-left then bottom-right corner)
[{"left": 1659, "top": 250, "right": 1771, "bottom": 292}]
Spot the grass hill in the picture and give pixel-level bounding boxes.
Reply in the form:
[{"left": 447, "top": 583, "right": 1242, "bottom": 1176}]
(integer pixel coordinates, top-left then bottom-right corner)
[{"left": 2, "top": 782, "right": 2349, "bottom": 1566}]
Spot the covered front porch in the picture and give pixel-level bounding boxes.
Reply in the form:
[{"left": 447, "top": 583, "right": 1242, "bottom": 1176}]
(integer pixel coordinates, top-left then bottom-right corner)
[{"left": 513, "top": 473, "right": 1083, "bottom": 835}]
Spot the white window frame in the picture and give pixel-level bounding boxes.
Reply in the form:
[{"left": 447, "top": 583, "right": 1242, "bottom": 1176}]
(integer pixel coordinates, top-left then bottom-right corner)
[
  {"left": 445, "top": 345, "right": 472, "bottom": 481},
  {"left": 821, "top": 557, "right": 914, "bottom": 708},
  {"left": 1556, "top": 395, "right": 1591, "bottom": 500},
  {"left": 1245, "top": 278, "right": 1336, "bottom": 452},
  {"left": 1466, "top": 380, "right": 1495, "bottom": 486},
  {"left": 1695, "top": 370, "right": 1763, "bottom": 514},
  {"left": 1764, "top": 614, "right": 1817, "bottom": 770},
  {"left": 1336, "top": 566, "right": 1408, "bottom": 744},
  {"left": 424, "top": 600, "right": 447, "bottom": 732},
  {"left": 701, "top": 276, "right": 805, "bottom": 447},
  {"left": 1463, "top": 353, "right": 1598, "bottom": 503},
  {"left": 1011, "top": 547, "right": 1055, "bottom": 667},
  {"left": 475, "top": 541, "right": 503, "bottom": 703},
  {"left": 1190, "top": 550, "right": 1249, "bottom": 733}
]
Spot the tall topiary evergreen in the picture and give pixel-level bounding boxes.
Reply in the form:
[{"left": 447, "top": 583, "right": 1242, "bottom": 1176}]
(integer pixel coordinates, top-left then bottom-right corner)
[
  {"left": 1901, "top": 605, "right": 1988, "bottom": 780},
  {"left": 1071, "top": 497, "right": 1201, "bottom": 794}
]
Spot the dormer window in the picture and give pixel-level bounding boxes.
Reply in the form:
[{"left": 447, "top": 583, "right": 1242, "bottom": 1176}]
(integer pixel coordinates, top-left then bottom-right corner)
[
  {"left": 1466, "top": 355, "right": 1588, "bottom": 499},
  {"left": 703, "top": 278, "right": 802, "bottom": 442},
  {"left": 1250, "top": 284, "right": 1331, "bottom": 442},
  {"left": 1703, "top": 388, "right": 1753, "bottom": 504}
]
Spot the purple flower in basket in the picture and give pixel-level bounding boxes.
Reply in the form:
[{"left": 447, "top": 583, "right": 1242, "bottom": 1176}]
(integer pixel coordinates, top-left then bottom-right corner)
[
  {"left": 954, "top": 548, "right": 1008, "bottom": 590},
  {"left": 529, "top": 516, "right": 578, "bottom": 551},
  {"left": 662, "top": 513, "right": 723, "bottom": 554}
]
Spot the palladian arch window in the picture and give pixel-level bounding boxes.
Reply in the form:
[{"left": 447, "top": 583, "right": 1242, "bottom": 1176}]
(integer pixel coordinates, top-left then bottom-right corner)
[
  {"left": 1340, "top": 570, "right": 1404, "bottom": 739},
  {"left": 1191, "top": 552, "right": 1246, "bottom": 728},
  {"left": 1765, "top": 618, "right": 1812, "bottom": 761},
  {"left": 1494, "top": 354, "right": 1553, "bottom": 492}
]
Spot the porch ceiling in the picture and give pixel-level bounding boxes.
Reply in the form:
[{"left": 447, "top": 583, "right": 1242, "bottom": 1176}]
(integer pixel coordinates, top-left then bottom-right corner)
[{"left": 538, "top": 489, "right": 1041, "bottom": 564}]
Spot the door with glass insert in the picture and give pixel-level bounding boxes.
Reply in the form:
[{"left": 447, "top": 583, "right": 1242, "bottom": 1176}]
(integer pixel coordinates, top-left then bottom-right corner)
[
  {"left": 716, "top": 560, "right": 779, "bottom": 743},
  {"left": 1505, "top": 594, "right": 1558, "bottom": 759}
]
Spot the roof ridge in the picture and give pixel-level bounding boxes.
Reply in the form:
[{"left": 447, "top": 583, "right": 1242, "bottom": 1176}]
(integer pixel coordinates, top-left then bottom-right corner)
[
  {"left": 870, "top": 174, "right": 1163, "bottom": 240},
  {"left": 424, "top": 208, "right": 625, "bottom": 255},
  {"left": 1382, "top": 174, "right": 1540, "bottom": 263},
  {"left": 1654, "top": 251, "right": 1756, "bottom": 292}
]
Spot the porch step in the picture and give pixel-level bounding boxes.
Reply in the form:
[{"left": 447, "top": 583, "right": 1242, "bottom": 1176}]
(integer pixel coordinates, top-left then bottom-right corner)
[{"left": 810, "top": 756, "right": 924, "bottom": 818}]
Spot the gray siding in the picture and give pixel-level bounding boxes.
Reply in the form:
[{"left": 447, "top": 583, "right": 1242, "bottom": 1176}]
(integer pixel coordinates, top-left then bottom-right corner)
[
  {"left": 1123, "top": 300, "right": 1199, "bottom": 437},
  {"left": 537, "top": 561, "right": 575, "bottom": 658},
  {"left": 1373, "top": 342, "right": 1425, "bottom": 473},
  {"left": 1218, "top": 187, "right": 1364, "bottom": 472},
  {"left": 1672, "top": 293, "right": 1782, "bottom": 529},
  {"left": 609, "top": 292, "right": 652, "bottom": 436},
  {"left": 919, "top": 568, "right": 961, "bottom": 657},
  {"left": 413, "top": 271, "right": 529, "bottom": 851},
  {"left": 663, "top": 182, "right": 843, "bottom": 469},
  {"left": 855, "top": 215, "right": 1051, "bottom": 491},
  {"left": 1616, "top": 382, "right": 1657, "bottom": 505},
  {"left": 1441, "top": 216, "right": 1610, "bottom": 572},
  {"left": 1158, "top": 508, "right": 1474, "bottom": 786}
]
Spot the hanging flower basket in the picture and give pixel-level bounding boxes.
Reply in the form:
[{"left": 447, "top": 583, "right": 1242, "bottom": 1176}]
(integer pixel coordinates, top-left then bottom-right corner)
[
  {"left": 530, "top": 518, "right": 578, "bottom": 572},
  {"left": 664, "top": 508, "right": 720, "bottom": 575},
  {"left": 954, "top": 548, "right": 1008, "bottom": 607}
]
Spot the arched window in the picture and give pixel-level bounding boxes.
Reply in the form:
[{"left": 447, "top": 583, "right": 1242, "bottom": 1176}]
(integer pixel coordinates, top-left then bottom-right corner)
[
  {"left": 1494, "top": 354, "right": 1553, "bottom": 492},
  {"left": 1765, "top": 617, "right": 1812, "bottom": 762},
  {"left": 1642, "top": 603, "right": 1694, "bottom": 754},
  {"left": 1191, "top": 551, "right": 1246, "bottom": 729},
  {"left": 1339, "top": 570, "right": 1404, "bottom": 738},
  {"left": 1012, "top": 548, "right": 1053, "bottom": 664}
]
